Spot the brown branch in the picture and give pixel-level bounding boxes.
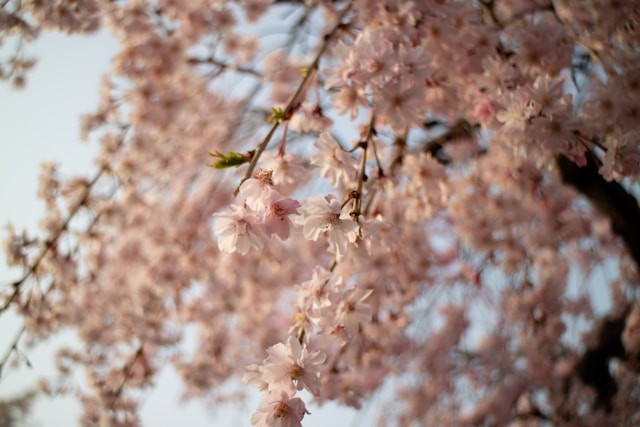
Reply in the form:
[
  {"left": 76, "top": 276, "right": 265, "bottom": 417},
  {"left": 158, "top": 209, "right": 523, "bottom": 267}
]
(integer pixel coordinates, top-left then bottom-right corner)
[
  {"left": 0, "top": 208, "right": 106, "bottom": 381},
  {"left": 0, "top": 327, "right": 24, "bottom": 378},
  {"left": 108, "top": 344, "right": 145, "bottom": 411},
  {"left": 574, "top": 312, "right": 628, "bottom": 412},
  {"left": 216, "top": 5, "right": 311, "bottom": 158},
  {"left": 0, "top": 129, "right": 126, "bottom": 378},
  {"left": 557, "top": 154, "right": 640, "bottom": 269},
  {"left": 557, "top": 153, "right": 640, "bottom": 411},
  {"left": 478, "top": 0, "right": 554, "bottom": 29}
]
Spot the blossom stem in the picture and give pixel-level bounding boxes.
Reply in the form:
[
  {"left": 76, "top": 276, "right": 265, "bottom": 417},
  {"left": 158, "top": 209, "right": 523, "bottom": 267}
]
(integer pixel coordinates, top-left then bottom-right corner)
[
  {"left": 0, "top": 327, "right": 24, "bottom": 378},
  {"left": 370, "top": 134, "right": 384, "bottom": 177},
  {"left": 277, "top": 121, "right": 289, "bottom": 157},
  {"left": 108, "top": 344, "right": 145, "bottom": 411},
  {"left": 389, "top": 128, "right": 408, "bottom": 173},
  {"left": 351, "top": 113, "right": 376, "bottom": 221}
]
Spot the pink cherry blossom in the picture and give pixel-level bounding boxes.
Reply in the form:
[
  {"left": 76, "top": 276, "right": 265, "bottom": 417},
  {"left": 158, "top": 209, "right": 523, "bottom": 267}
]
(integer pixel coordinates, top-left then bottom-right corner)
[
  {"left": 240, "top": 168, "right": 276, "bottom": 211},
  {"left": 309, "top": 133, "right": 358, "bottom": 189},
  {"left": 374, "top": 80, "right": 425, "bottom": 133},
  {"left": 251, "top": 390, "right": 309, "bottom": 427},
  {"left": 295, "top": 195, "right": 359, "bottom": 260},
  {"left": 262, "top": 336, "right": 326, "bottom": 396},
  {"left": 335, "top": 287, "right": 373, "bottom": 337},
  {"left": 260, "top": 192, "right": 301, "bottom": 241},
  {"left": 259, "top": 151, "right": 308, "bottom": 194},
  {"left": 212, "top": 204, "right": 265, "bottom": 255},
  {"left": 496, "top": 90, "right": 534, "bottom": 132},
  {"left": 289, "top": 102, "right": 333, "bottom": 134},
  {"left": 599, "top": 130, "right": 640, "bottom": 181}
]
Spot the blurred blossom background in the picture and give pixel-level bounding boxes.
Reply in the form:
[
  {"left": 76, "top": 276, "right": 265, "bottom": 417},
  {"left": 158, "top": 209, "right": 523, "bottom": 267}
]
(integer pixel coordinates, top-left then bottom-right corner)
[{"left": 0, "top": 31, "right": 360, "bottom": 427}]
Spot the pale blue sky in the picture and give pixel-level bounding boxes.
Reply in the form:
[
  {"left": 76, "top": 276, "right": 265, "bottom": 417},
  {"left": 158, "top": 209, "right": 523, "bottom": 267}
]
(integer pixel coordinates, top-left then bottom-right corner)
[{"left": 1, "top": 29, "right": 115, "bottom": 427}]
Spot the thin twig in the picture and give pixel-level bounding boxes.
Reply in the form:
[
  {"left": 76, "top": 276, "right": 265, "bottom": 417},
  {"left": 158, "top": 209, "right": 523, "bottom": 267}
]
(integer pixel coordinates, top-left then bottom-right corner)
[
  {"left": 0, "top": 327, "right": 24, "bottom": 378},
  {"left": 108, "top": 344, "right": 145, "bottom": 411},
  {"left": 187, "top": 57, "right": 262, "bottom": 78},
  {"left": 218, "top": 6, "right": 311, "bottom": 158},
  {"left": 233, "top": 3, "right": 352, "bottom": 196}
]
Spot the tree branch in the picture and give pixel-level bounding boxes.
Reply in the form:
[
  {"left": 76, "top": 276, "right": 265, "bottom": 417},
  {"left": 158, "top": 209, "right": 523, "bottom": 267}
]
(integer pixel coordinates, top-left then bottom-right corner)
[
  {"left": 557, "top": 154, "right": 640, "bottom": 269},
  {"left": 233, "top": 3, "right": 351, "bottom": 196},
  {"left": 186, "top": 57, "right": 262, "bottom": 78},
  {"left": 557, "top": 153, "right": 640, "bottom": 411}
]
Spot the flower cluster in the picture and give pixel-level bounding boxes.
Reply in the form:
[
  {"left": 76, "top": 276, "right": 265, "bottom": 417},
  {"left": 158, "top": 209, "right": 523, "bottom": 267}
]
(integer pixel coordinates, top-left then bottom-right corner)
[
  {"left": 292, "top": 267, "right": 373, "bottom": 338},
  {"left": 245, "top": 336, "right": 325, "bottom": 427},
  {"left": 213, "top": 132, "right": 364, "bottom": 259},
  {"left": 245, "top": 266, "right": 373, "bottom": 426},
  {"left": 213, "top": 169, "right": 300, "bottom": 254}
]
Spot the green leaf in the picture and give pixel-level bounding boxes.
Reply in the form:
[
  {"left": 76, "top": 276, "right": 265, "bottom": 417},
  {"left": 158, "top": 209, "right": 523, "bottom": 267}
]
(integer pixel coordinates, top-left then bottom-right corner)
[
  {"left": 266, "top": 106, "right": 285, "bottom": 123},
  {"left": 298, "top": 66, "right": 310, "bottom": 77},
  {"left": 208, "top": 151, "right": 249, "bottom": 169}
]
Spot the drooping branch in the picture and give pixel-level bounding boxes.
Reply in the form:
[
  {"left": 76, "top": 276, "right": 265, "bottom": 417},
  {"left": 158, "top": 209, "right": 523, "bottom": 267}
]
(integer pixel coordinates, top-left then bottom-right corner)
[{"left": 233, "top": 3, "right": 352, "bottom": 196}]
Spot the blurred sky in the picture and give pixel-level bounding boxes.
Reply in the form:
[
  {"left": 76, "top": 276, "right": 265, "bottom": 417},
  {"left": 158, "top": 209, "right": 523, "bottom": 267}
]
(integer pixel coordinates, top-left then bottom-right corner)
[{"left": 0, "top": 29, "right": 365, "bottom": 427}]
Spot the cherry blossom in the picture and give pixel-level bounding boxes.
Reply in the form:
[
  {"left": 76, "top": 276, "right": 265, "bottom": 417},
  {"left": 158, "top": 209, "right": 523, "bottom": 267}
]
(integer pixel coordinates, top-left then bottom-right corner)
[
  {"left": 309, "top": 133, "right": 358, "bottom": 189},
  {"left": 251, "top": 390, "right": 309, "bottom": 427},
  {"left": 212, "top": 204, "right": 265, "bottom": 255},
  {"left": 374, "top": 80, "right": 425, "bottom": 133},
  {"left": 295, "top": 195, "right": 359, "bottom": 260},
  {"left": 240, "top": 168, "right": 276, "bottom": 211},
  {"left": 259, "top": 151, "right": 308, "bottom": 194},
  {"left": 334, "top": 287, "right": 373, "bottom": 337},
  {"left": 600, "top": 130, "right": 640, "bottom": 181},
  {"left": 261, "top": 336, "right": 326, "bottom": 396},
  {"left": 496, "top": 90, "right": 534, "bottom": 132},
  {"left": 3, "top": 0, "right": 640, "bottom": 425},
  {"left": 260, "top": 192, "right": 301, "bottom": 241},
  {"left": 289, "top": 102, "right": 333, "bottom": 134}
]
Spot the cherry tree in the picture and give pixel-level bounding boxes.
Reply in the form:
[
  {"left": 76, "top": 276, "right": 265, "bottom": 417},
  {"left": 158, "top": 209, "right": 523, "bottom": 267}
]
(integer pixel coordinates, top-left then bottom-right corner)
[{"left": 2, "top": 0, "right": 640, "bottom": 425}]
